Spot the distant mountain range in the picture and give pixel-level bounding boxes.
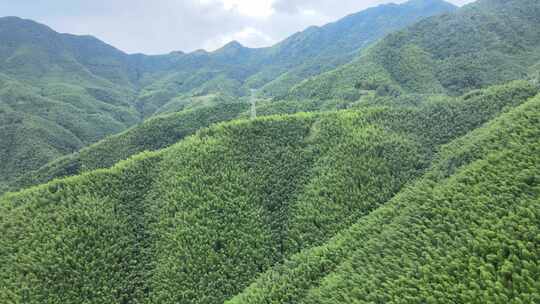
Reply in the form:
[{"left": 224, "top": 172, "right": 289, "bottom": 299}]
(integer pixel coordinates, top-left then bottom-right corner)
[
  {"left": 0, "top": 0, "right": 457, "bottom": 188},
  {"left": 1, "top": 0, "right": 540, "bottom": 303},
  {"left": 289, "top": 0, "right": 540, "bottom": 100}
]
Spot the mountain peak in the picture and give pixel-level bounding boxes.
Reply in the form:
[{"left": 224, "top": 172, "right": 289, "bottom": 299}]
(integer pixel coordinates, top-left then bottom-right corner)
[
  {"left": 220, "top": 40, "right": 245, "bottom": 51},
  {"left": 169, "top": 50, "right": 185, "bottom": 56},
  {"left": 213, "top": 40, "right": 248, "bottom": 56},
  {"left": 0, "top": 16, "right": 56, "bottom": 33},
  {"left": 192, "top": 49, "right": 208, "bottom": 55}
]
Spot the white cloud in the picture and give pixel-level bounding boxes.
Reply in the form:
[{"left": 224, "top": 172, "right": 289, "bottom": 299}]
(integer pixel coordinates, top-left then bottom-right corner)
[
  {"left": 198, "top": 0, "right": 276, "bottom": 17},
  {"left": 220, "top": 0, "right": 276, "bottom": 17},
  {"left": 0, "top": 0, "right": 477, "bottom": 54}
]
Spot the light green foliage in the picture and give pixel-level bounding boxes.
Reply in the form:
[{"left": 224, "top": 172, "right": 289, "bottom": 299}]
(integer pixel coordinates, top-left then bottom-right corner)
[
  {"left": 0, "top": 0, "right": 457, "bottom": 186},
  {"left": 6, "top": 102, "right": 249, "bottom": 193},
  {"left": 8, "top": 80, "right": 535, "bottom": 195},
  {"left": 0, "top": 151, "right": 163, "bottom": 304},
  {"left": 290, "top": 0, "right": 540, "bottom": 100},
  {"left": 228, "top": 93, "right": 540, "bottom": 304},
  {"left": 1, "top": 79, "right": 537, "bottom": 303},
  {"left": 1, "top": 0, "right": 540, "bottom": 303},
  {"left": 0, "top": 112, "right": 423, "bottom": 304},
  {"left": 0, "top": 77, "right": 139, "bottom": 186}
]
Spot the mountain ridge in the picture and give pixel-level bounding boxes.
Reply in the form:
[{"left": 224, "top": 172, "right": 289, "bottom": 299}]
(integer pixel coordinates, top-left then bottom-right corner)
[
  {"left": 289, "top": 0, "right": 540, "bottom": 100},
  {"left": 1, "top": 0, "right": 540, "bottom": 303},
  {"left": 1, "top": 80, "right": 538, "bottom": 303},
  {"left": 0, "top": 0, "right": 457, "bottom": 188}
]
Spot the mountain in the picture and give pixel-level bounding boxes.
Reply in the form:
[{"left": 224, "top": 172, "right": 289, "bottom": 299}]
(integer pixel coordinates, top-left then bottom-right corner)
[
  {"left": 229, "top": 92, "right": 540, "bottom": 304},
  {"left": 1, "top": 0, "right": 536, "bottom": 193},
  {"left": 0, "top": 0, "right": 456, "bottom": 189},
  {"left": 289, "top": 0, "right": 540, "bottom": 100},
  {"left": 247, "top": 0, "right": 456, "bottom": 92},
  {"left": 256, "top": 0, "right": 457, "bottom": 97},
  {"left": 0, "top": 79, "right": 537, "bottom": 303},
  {"left": 3, "top": 80, "right": 536, "bottom": 195},
  {"left": 135, "top": 0, "right": 457, "bottom": 114},
  {"left": 0, "top": 17, "right": 141, "bottom": 188},
  {"left": 0, "top": 74, "right": 139, "bottom": 187},
  {"left": 0, "top": 17, "right": 136, "bottom": 87},
  {"left": 4, "top": 101, "right": 249, "bottom": 193},
  {"left": 1, "top": 0, "right": 540, "bottom": 303}
]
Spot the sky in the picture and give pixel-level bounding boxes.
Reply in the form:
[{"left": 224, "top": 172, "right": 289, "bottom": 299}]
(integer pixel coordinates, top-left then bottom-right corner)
[{"left": 0, "top": 0, "right": 475, "bottom": 55}]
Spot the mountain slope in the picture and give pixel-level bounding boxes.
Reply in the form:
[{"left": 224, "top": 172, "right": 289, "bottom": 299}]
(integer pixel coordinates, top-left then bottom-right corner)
[
  {"left": 0, "top": 74, "right": 139, "bottom": 187},
  {"left": 290, "top": 0, "right": 540, "bottom": 100},
  {"left": 4, "top": 101, "right": 249, "bottom": 193},
  {"left": 135, "top": 0, "right": 457, "bottom": 114},
  {"left": 249, "top": 0, "right": 458, "bottom": 97},
  {"left": 1, "top": 79, "right": 537, "bottom": 303},
  {"left": 0, "top": 111, "right": 423, "bottom": 304},
  {"left": 0, "top": 17, "right": 141, "bottom": 187},
  {"left": 229, "top": 93, "right": 540, "bottom": 304},
  {"left": 0, "top": 16, "right": 137, "bottom": 87},
  {"left": 4, "top": 80, "right": 536, "bottom": 194},
  {"left": 0, "top": 0, "right": 456, "bottom": 188}
]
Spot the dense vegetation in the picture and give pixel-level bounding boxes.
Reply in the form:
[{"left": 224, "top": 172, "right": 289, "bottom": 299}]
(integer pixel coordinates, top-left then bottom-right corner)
[
  {"left": 3, "top": 101, "right": 249, "bottom": 193},
  {"left": 1, "top": 0, "right": 539, "bottom": 303},
  {"left": 133, "top": 0, "right": 455, "bottom": 114},
  {"left": 229, "top": 93, "right": 540, "bottom": 304},
  {"left": 0, "top": 0, "right": 456, "bottom": 187},
  {"left": 1, "top": 79, "right": 537, "bottom": 303},
  {"left": 4, "top": 80, "right": 535, "bottom": 194},
  {"left": 0, "top": 72, "right": 138, "bottom": 188},
  {"left": 251, "top": 0, "right": 457, "bottom": 98},
  {"left": 290, "top": 0, "right": 540, "bottom": 100}
]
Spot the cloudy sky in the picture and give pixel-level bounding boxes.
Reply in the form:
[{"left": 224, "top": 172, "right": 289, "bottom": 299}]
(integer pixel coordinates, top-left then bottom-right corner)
[{"left": 0, "top": 0, "right": 475, "bottom": 54}]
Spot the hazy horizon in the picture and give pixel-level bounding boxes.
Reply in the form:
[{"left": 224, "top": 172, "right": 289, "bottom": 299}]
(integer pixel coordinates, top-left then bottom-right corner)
[{"left": 0, "top": 0, "right": 474, "bottom": 55}]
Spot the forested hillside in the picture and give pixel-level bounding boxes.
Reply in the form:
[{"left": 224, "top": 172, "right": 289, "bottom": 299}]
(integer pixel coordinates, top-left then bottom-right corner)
[
  {"left": 0, "top": 0, "right": 455, "bottom": 189},
  {"left": 133, "top": 0, "right": 456, "bottom": 114},
  {"left": 1, "top": 79, "right": 537, "bottom": 303},
  {"left": 290, "top": 0, "right": 540, "bottom": 100},
  {"left": 3, "top": 80, "right": 536, "bottom": 195},
  {"left": 245, "top": 0, "right": 457, "bottom": 98},
  {"left": 0, "top": 16, "right": 143, "bottom": 187},
  {"left": 0, "top": 32, "right": 140, "bottom": 186},
  {"left": 1, "top": 0, "right": 539, "bottom": 303},
  {"left": 3, "top": 101, "right": 249, "bottom": 193},
  {"left": 230, "top": 92, "right": 540, "bottom": 304}
]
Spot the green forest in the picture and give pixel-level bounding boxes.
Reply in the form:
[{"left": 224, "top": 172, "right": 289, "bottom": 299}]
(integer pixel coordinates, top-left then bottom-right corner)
[
  {"left": 0, "top": 0, "right": 539, "bottom": 303},
  {"left": 0, "top": 0, "right": 455, "bottom": 190}
]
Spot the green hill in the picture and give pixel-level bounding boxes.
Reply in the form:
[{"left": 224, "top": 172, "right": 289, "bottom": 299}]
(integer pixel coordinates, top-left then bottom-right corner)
[
  {"left": 250, "top": 0, "right": 457, "bottom": 98},
  {"left": 1, "top": 79, "right": 537, "bottom": 303},
  {"left": 228, "top": 92, "right": 540, "bottom": 304},
  {"left": 4, "top": 80, "right": 535, "bottom": 194},
  {"left": 4, "top": 101, "right": 249, "bottom": 193},
  {"left": 289, "top": 0, "right": 540, "bottom": 100},
  {"left": 135, "top": 0, "right": 456, "bottom": 114},
  {"left": 0, "top": 17, "right": 140, "bottom": 187},
  {"left": 0, "top": 74, "right": 139, "bottom": 187},
  {"left": 1, "top": 0, "right": 540, "bottom": 303},
  {"left": 0, "top": 0, "right": 456, "bottom": 188}
]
